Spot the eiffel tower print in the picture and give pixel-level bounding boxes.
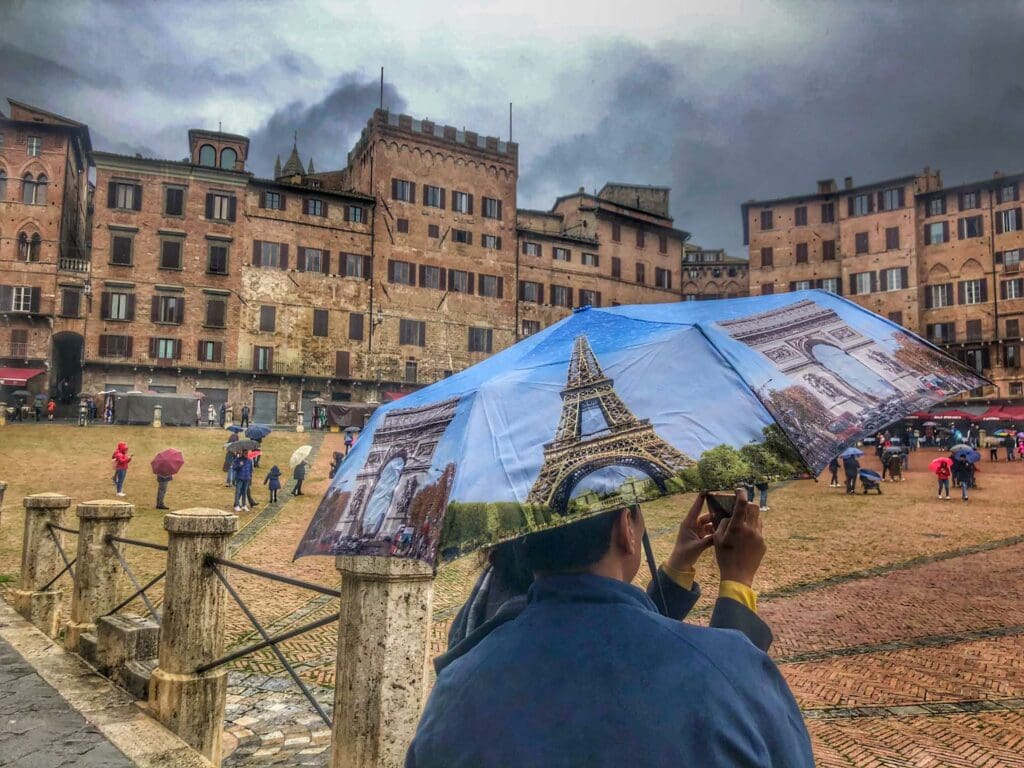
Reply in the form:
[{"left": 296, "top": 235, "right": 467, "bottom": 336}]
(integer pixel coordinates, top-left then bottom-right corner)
[{"left": 526, "top": 334, "right": 695, "bottom": 513}]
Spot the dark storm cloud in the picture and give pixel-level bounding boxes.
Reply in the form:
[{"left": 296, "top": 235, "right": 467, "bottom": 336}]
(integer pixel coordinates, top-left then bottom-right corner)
[
  {"left": 249, "top": 75, "right": 407, "bottom": 178},
  {"left": 517, "top": 1, "right": 1024, "bottom": 255}
]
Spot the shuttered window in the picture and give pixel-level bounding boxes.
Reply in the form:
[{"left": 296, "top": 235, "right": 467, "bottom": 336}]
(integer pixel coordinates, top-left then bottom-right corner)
[
  {"left": 259, "top": 306, "right": 276, "bottom": 332},
  {"left": 205, "top": 297, "right": 227, "bottom": 327},
  {"left": 197, "top": 340, "right": 224, "bottom": 363},
  {"left": 468, "top": 327, "right": 493, "bottom": 353},
  {"left": 160, "top": 239, "right": 183, "bottom": 269},
  {"left": 349, "top": 313, "right": 364, "bottom": 341},
  {"left": 399, "top": 319, "right": 426, "bottom": 346},
  {"left": 312, "top": 309, "right": 329, "bottom": 337},
  {"left": 111, "top": 235, "right": 133, "bottom": 265},
  {"left": 335, "top": 351, "right": 350, "bottom": 377},
  {"left": 60, "top": 288, "right": 81, "bottom": 318}
]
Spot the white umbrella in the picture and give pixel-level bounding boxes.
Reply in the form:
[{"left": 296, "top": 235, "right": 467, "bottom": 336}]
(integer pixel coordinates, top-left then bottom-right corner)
[{"left": 290, "top": 445, "right": 313, "bottom": 469}]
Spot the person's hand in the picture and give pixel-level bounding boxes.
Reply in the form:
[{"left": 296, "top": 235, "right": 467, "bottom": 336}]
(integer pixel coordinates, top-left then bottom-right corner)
[
  {"left": 666, "top": 492, "right": 715, "bottom": 572},
  {"left": 713, "top": 489, "right": 766, "bottom": 587}
]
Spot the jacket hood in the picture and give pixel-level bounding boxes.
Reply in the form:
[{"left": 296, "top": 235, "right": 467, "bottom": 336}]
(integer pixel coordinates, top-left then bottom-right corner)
[
  {"left": 434, "top": 596, "right": 527, "bottom": 674},
  {"left": 117, "top": 442, "right": 128, "bottom": 451},
  {"left": 268, "top": 465, "right": 281, "bottom": 475}
]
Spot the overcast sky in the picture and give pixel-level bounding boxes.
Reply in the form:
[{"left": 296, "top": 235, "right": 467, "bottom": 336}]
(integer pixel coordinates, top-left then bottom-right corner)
[{"left": 3, "top": 0, "right": 1023, "bottom": 256}]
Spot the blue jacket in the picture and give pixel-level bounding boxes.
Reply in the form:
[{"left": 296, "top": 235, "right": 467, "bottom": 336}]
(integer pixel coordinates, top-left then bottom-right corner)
[
  {"left": 408, "top": 574, "right": 813, "bottom": 768},
  {"left": 264, "top": 466, "right": 282, "bottom": 490},
  {"left": 232, "top": 456, "right": 253, "bottom": 482}
]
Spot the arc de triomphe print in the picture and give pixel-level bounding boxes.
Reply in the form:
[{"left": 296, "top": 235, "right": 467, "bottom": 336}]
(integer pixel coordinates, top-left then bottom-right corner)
[
  {"left": 335, "top": 397, "right": 460, "bottom": 548},
  {"left": 716, "top": 300, "right": 919, "bottom": 417}
]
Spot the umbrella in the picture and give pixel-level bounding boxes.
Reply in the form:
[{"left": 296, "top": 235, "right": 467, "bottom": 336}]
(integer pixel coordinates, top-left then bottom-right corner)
[
  {"left": 345, "top": 426, "right": 361, "bottom": 434},
  {"left": 34, "top": 393, "right": 48, "bottom": 401},
  {"left": 295, "top": 292, "right": 986, "bottom": 564},
  {"left": 226, "top": 425, "right": 245, "bottom": 433},
  {"left": 12, "top": 389, "right": 31, "bottom": 397},
  {"left": 840, "top": 447, "right": 864, "bottom": 458},
  {"left": 290, "top": 445, "right": 313, "bottom": 469},
  {"left": 949, "top": 443, "right": 972, "bottom": 454},
  {"left": 858, "top": 468, "right": 882, "bottom": 481},
  {"left": 193, "top": 391, "right": 206, "bottom": 398},
  {"left": 226, "top": 439, "right": 259, "bottom": 453},
  {"left": 883, "top": 446, "right": 902, "bottom": 455},
  {"left": 954, "top": 450, "right": 981, "bottom": 464},
  {"left": 993, "top": 428, "right": 1016, "bottom": 437},
  {"left": 928, "top": 457, "right": 952, "bottom": 472},
  {"left": 151, "top": 449, "right": 185, "bottom": 476},
  {"left": 245, "top": 424, "right": 272, "bottom": 440}
]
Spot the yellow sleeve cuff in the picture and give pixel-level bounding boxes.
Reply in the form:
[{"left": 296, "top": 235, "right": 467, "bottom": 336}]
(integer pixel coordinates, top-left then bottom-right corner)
[
  {"left": 719, "top": 580, "right": 758, "bottom": 612},
  {"left": 660, "top": 562, "right": 696, "bottom": 590}
]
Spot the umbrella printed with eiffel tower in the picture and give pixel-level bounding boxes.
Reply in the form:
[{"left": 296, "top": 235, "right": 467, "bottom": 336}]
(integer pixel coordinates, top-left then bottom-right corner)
[{"left": 297, "top": 291, "right": 987, "bottom": 565}]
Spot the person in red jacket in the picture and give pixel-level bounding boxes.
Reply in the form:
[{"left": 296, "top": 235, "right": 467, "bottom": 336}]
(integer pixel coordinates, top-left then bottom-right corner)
[
  {"left": 111, "top": 442, "right": 132, "bottom": 497},
  {"left": 935, "top": 460, "right": 951, "bottom": 500}
]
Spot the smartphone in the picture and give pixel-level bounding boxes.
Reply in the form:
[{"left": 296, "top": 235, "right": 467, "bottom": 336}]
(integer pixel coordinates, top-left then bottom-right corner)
[{"left": 706, "top": 492, "right": 737, "bottom": 530}]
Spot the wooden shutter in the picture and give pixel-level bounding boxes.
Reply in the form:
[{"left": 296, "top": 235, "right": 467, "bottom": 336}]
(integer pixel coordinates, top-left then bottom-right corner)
[
  {"left": 496, "top": 200, "right": 502, "bottom": 219},
  {"left": 173, "top": 339, "right": 182, "bottom": 359},
  {"left": 422, "top": 185, "right": 429, "bottom": 205},
  {"left": 923, "top": 225, "right": 931, "bottom": 246},
  {"left": 279, "top": 194, "right": 287, "bottom": 212},
  {"left": 258, "top": 191, "right": 266, "bottom": 209},
  {"left": 29, "top": 287, "right": 40, "bottom": 313},
  {"left": 176, "top": 298, "right": 185, "bottom": 324},
  {"left": 280, "top": 244, "right": 289, "bottom": 270},
  {"left": 101, "top": 291, "right": 111, "bottom": 319},
  {"left": 125, "top": 337, "right": 133, "bottom": 357},
  {"left": 467, "top": 273, "right": 475, "bottom": 295},
  {"left": 212, "top": 341, "right": 223, "bottom": 362},
  {"left": 409, "top": 182, "right": 416, "bottom": 202},
  {"left": 391, "top": 178, "right": 398, "bottom": 199},
  {"left": 99, "top": 335, "right": 108, "bottom": 356},
  {"left": 322, "top": 250, "right": 330, "bottom": 274},
  {"left": 980, "top": 279, "right": 989, "bottom": 302},
  {"left": 789, "top": 282, "right": 797, "bottom": 292},
  {"left": 497, "top": 276, "right": 504, "bottom": 299},
  {"left": 343, "top": 205, "right": 351, "bottom": 222},
  {"left": 228, "top": 196, "right": 237, "bottom": 221},
  {"left": 126, "top": 293, "right": 136, "bottom": 321},
  {"left": 132, "top": 184, "right": 142, "bottom": 211},
  {"left": 447, "top": 270, "right": 454, "bottom": 291},
  {"left": 898, "top": 188, "right": 905, "bottom": 207},
  {"left": 900, "top": 267, "right": 909, "bottom": 289},
  {"left": 362, "top": 255, "right": 372, "bottom": 279},
  {"left": 63, "top": 289, "right": 80, "bottom": 318},
  {"left": 996, "top": 212, "right": 1004, "bottom": 235},
  {"left": 205, "top": 193, "right": 214, "bottom": 219},
  {"left": 924, "top": 286, "right": 933, "bottom": 309},
  {"left": 418, "top": 264, "right": 426, "bottom": 286},
  {"left": 538, "top": 284, "right": 544, "bottom": 304},
  {"left": 151, "top": 296, "right": 159, "bottom": 322},
  {"left": 408, "top": 263, "right": 416, "bottom": 287},
  {"left": 252, "top": 240, "right": 262, "bottom": 266},
  {"left": 849, "top": 275, "right": 857, "bottom": 295},
  {"left": 1002, "top": 281, "right": 1009, "bottom": 300},
  {"left": 439, "top": 189, "right": 446, "bottom": 210},
  {"left": 335, "top": 351, "right": 350, "bottom": 378},
  {"left": 438, "top": 267, "right": 447, "bottom": 288},
  {"left": 942, "top": 221, "right": 949, "bottom": 242},
  {"left": 958, "top": 281, "right": 966, "bottom": 304},
  {"left": 149, "top": 338, "right": 158, "bottom": 358},
  {"left": 518, "top": 281, "right": 525, "bottom": 300},
  {"left": 349, "top": 313, "right": 364, "bottom": 341},
  {"left": 876, "top": 191, "right": 885, "bottom": 211},
  {"left": 388, "top": 259, "right": 396, "bottom": 282},
  {"left": 296, "top": 247, "right": 306, "bottom": 272},
  {"left": 496, "top": 237, "right": 502, "bottom": 250},
  {"left": 467, "top": 193, "right": 473, "bottom": 214},
  {"left": 107, "top": 181, "right": 116, "bottom": 208},
  {"left": 847, "top": 197, "right": 854, "bottom": 216},
  {"left": 521, "top": 240, "right": 528, "bottom": 254},
  {"left": 321, "top": 201, "right": 329, "bottom": 218}
]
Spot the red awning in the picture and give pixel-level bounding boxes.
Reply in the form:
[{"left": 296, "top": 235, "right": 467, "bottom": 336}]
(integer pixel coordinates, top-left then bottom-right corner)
[
  {"left": 979, "top": 406, "right": 1006, "bottom": 421},
  {"left": 997, "top": 405, "right": 1024, "bottom": 421},
  {"left": 933, "top": 409, "right": 976, "bottom": 420},
  {"left": 0, "top": 368, "right": 45, "bottom": 386},
  {"left": 382, "top": 390, "right": 410, "bottom": 402}
]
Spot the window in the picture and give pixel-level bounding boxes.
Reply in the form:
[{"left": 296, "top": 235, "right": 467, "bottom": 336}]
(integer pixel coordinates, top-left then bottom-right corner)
[
  {"left": 198, "top": 144, "right": 216, "bottom": 167},
  {"left": 98, "top": 335, "right": 132, "bottom": 359},
  {"left": 960, "top": 279, "right": 986, "bottom": 305},
  {"left": 553, "top": 247, "right": 570, "bottom": 262},
  {"left": 925, "top": 195, "right": 946, "bottom": 217},
  {"left": 1008, "top": 319, "right": 1021, "bottom": 338},
  {"left": 636, "top": 229, "right": 646, "bottom": 248},
  {"left": 966, "top": 319, "right": 982, "bottom": 341},
  {"left": 888, "top": 311, "right": 903, "bottom": 325},
  {"left": 60, "top": 288, "right": 81, "bottom": 318},
  {"left": 820, "top": 278, "right": 840, "bottom": 294},
  {"left": 881, "top": 267, "right": 908, "bottom": 291},
  {"left": 219, "top": 147, "right": 237, "bottom": 170},
  {"left": 101, "top": 291, "right": 133, "bottom": 321},
  {"left": 21, "top": 173, "right": 36, "bottom": 204},
  {"left": 160, "top": 240, "right": 182, "bottom": 269},
  {"left": 206, "top": 193, "right": 236, "bottom": 221},
  {"left": 1003, "top": 279, "right": 1024, "bottom": 300},
  {"left": 452, "top": 229, "right": 472, "bottom": 245},
  {"left": 11, "top": 286, "right": 33, "bottom": 312},
  {"left": 879, "top": 187, "right": 904, "bottom": 211},
  {"left": 449, "top": 270, "right": 472, "bottom": 293},
  {"left": 10, "top": 329, "right": 27, "bottom": 357},
  {"left": 152, "top": 338, "right": 180, "bottom": 360},
  {"left": 164, "top": 187, "right": 184, "bottom": 216},
  {"left": 478, "top": 274, "right": 502, "bottom": 298},
  {"left": 451, "top": 190, "right": 471, "bottom": 213},
  {"left": 304, "top": 198, "right": 325, "bottom": 217},
  {"left": 345, "top": 205, "right": 365, "bottom": 223},
  {"left": 111, "top": 234, "right": 133, "bottom": 265},
  {"left": 420, "top": 265, "right": 442, "bottom": 290},
  {"left": 256, "top": 241, "right": 281, "bottom": 268},
  {"left": 208, "top": 243, "right": 229, "bottom": 274},
  {"left": 851, "top": 194, "right": 872, "bottom": 216},
  {"left": 523, "top": 241, "right": 540, "bottom": 257},
  {"left": 404, "top": 361, "right": 418, "bottom": 383},
  {"left": 611, "top": 257, "right": 621, "bottom": 278},
  {"left": 388, "top": 260, "right": 415, "bottom": 286},
  {"left": 0, "top": 169, "right": 5, "bottom": 199},
  {"left": 349, "top": 313, "right": 364, "bottom": 341},
  {"left": 655, "top": 267, "right": 672, "bottom": 289},
  {"left": 30, "top": 173, "right": 47, "bottom": 205},
  {"left": 154, "top": 295, "right": 183, "bottom": 324},
  {"left": 794, "top": 206, "right": 807, "bottom": 226},
  {"left": 392, "top": 178, "right": 414, "bottom": 202},
  {"left": 959, "top": 190, "right": 980, "bottom": 210},
  {"left": 926, "top": 283, "right": 953, "bottom": 309},
  {"left": 482, "top": 234, "right": 502, "bottom": 250},
  {"left": 522, "top": 320, "right": 541, "bottom": 336},
  {"left": 1003, "top": 249, "right": 1022, "bottom": 271},
  {"left": 822, "top": 240, "right": 836, "bottom": 261},
  {"left": 428, "top": 224, "right": 440, "bottom": 238},
  {"left": 1012, "top": 382, "right": 1024, "bottom": 396},
  {"left": 659, "top": 235, "right": 668, "bottom": 254},
  {"left": 551, "top": 285, "right": 572, "bottom": 307},
  {"left": 611, "top": 223, "right": 621, "bottom": 242},
  {"left": 313, "top": 309, "right": 329, "bottom": 337},
  {"left": 399, "top": 319, "right": 426, "bottom": 346},
  {"left": 795, "top": 243, "right": 808, "bottom": 264},
  {"left": 958, "top": 215, "right": 984, "bottom": 239},
  {"left": 999, "top": 183, "right": 1019, "bottom": 204},
  {"left": 519, "top": 280, "right": 542, "bottom": 303},
  {"left": 27, "top": 136, "right": 41, "bottom": 156},
  {"left": 482, "top": 197, "right": 502, "bottom": 219},
  {"left": 424, "top": 185, "right": 445, "bottom": 209},
  {"left": 396, "top": 218, "right": 409, "bottom": 233},
  {"left": 578, "top": 289, "right": 600, "bottom": 307},
  {"left": 998, "top": 207, "right": 1022, "bottom": 233},
  {"left": 17, "top": 232, "right": 40, "bottom": 262},
  {"left": 855, "top": 232, "right": 869, "bottom": 254},
  {"left": 110, "top": 181, "right": 141, "bottom": 211},
  {"left": 636, "top": 263, "right": 646, "bottom": 284},
  {"left": 760, "top": 210, "right": 773, "bottom": 230},
  {"left": 850, "top": 271, "right": 875, "bottom": 295},
  {"left": 253, "top": 345, "right": 273, "bottom": 372},
  {"left": 790, "top": 280, "right": 812, "bottom": 291},
  {"left": 926, "top": 323, "right": 956, "bottom": 343},
  {"left": 205, "top": 297, "right": 226, "bottom": 327},
  {"left": 468, "top": 327, "right": 493, "bottom": 353},
  {"left": 259, "top": 305, "right": 276, "bottom": 332},
  {"left": 335, "top": 351, "right": 351, "bottom": 378},
  {"left": 924, "top": 221, "right": 949, "bottom": 245},
  {"left": 821, "top": 202, "right": 835, "bottom": 223},
  {"left": 198, "top": 341, "right": 223, "bottom": 363},
  {"left": 343, "top": 253, "right": 370, "bottom": 278},
  {"left": 262, "top": 191, "right": 284, "bottom": 210},
  {"left": 1007, "top": 344, "right": 1021, "bottom": 369},
  {"left": 582, "top": 252, "right": 599, "bottom": 267},
  {"left": 300, "top": 248, "right": 323, "bottom": 273},
  {"left": 760, "top": 247, "right": 773, "bottom": 267},
  {"left": 760, "top": 283, "right": 775, "bottom": 295}
]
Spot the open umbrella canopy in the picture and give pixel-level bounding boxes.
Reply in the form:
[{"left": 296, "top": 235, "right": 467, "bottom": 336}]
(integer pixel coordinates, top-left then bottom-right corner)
[
  {"left": 193, "top": 391, "right": 206, "bottom": 398},
  {"left": 955, "top": 449, "right": 982, "bottom": 464},
  {"left": 840, "top": 447, "right": 864, "bottom": 458},
  {"left": 929, "top": 457, "right": 953, "bottom": 472},
  {"left": 296, "top": 291, "right": 986, "bottom": 565},
  {"left": 290, "top": 445, "right": 313, "bottom": 469},
  {"left": 11, "top": 389, "right": 31, "bottom": 397},
  {"left": 950, "top": 443, "right": 973, "bottom": 453},
  {"left": 993, "top": 428, "right": 1016, "bottom": 437},
  {"left": 922, "top": 420, "right": 939, "bottom": 426},
  {"left": 151, "top": 449, "right": 185, "bottom": 476},
  {"left": 226, "top": 439, "right": 259, "bottom": 453},
  {"left": 34, "top": 393, "right": 48, "bottom": 401},
  {"left": 226, "top": 425, "right": 245, "bottom": 434},
  {"left": 245, "top": 424, "right": 272, "bottom": 440},
  {"left": 883, "top": 446, "right": 902, "bottom": 455},
  {"left": 858, "top": 468, "right": 882, "bottom": 481}
]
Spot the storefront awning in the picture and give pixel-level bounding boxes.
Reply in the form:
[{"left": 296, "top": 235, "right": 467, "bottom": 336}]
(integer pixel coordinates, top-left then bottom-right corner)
[{"left": 0, "top": 368, "right": 45, "bottom": 386}]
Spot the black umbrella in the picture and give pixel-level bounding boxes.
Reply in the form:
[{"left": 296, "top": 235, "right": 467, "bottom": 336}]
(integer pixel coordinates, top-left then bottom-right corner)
[
  {"left": 245, "top": 424, "right": 272, "bottom": 440},
  {"left": 12, "top": 389, "right": 31, "bottom": 397},
  {"left": 226, "top": 425, "right": 245, "bottom": 434},
  {"left": 226, "top": 439, "right": 259, "bottom": 453}
]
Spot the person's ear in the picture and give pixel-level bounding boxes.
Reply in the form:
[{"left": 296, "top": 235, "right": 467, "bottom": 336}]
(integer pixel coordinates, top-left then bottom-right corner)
[{"left": 615, "top": 508, "right": 640, "bottom": 556}]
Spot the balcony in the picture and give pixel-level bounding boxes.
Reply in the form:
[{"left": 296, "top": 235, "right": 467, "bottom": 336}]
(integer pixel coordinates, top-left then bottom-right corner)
[
  {"left": 58, "top": 257, "right": 90, "bottom": 273},
  {"left": 1004, "top": 262, "right": 1021, "bottom": 274}
]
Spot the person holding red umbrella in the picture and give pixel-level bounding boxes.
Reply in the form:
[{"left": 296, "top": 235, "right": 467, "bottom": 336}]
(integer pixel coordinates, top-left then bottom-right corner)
[
  {"left": 151, "top": 449, "right": 185, "bottom": 509},
  {"left": 930, "top": 456, "right": 952, "bottom": 500}
]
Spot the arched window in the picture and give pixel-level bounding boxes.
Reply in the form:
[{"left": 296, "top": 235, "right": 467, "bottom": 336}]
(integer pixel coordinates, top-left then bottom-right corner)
[
  {"left": 35, "top": 173, "right": 47, "bottom": 205},
  {"left": 29, "top": 233, "right": 41, "bottom": 262},
  {"left": 198, "top": 144, "right": 216, "bottom": 167},
  {"left": 22, "top": 172, "right": 36, "bottom": 204},
  {"left": 17, "top": 232, "right": 29, "bottom": 261},
  {"left": 0, "top": 169, "right": 6, "bottom": 199},
  {"left": 219, "top": 147, "right": 237, "bottom": 170}
]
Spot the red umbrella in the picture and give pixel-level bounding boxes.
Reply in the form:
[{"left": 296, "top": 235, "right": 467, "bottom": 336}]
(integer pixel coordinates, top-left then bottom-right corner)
[
  {"left": 928, "top": 457, "right": 952, "bottom": 473},
  {"left": 151, "top": 449, "right": 185, "bottom": 476}
]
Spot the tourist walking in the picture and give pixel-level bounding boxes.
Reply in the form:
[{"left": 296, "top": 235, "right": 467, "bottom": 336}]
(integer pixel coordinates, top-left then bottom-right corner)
[
  {"left": 934, "top": 460, "right": 951, "bottom": 499},
  {"left": 828, "top": 457, "right": 839, "bottom": 487},
  {"left": 952, "top": 456, "right": 972, "bottom": 502},
  {"left": 291, "top": 460, "right": 307, "bottom": 496},
  {"left": 754, "top": 477, "right": 769, "bottom": 511},
  {"left": 843, "top": 453, "right": 860, "bottom": 494},
  {"left": 232, "top": 453, "right": 253, "bottom": 512},
  {"left": 207, "top": 403, "right": 216, "bottom": 427},
  {"left": 263, "top": 465, "right": 282, "bottom": 503},
  {"left": 240, "top": 404, "right": 250, "bottom": 427},
  {"left": 46, "top": 399, "right": 56, "bottom": 421},
  {"left": 111, "top": 442, "right": 132, "bottom": 497}
]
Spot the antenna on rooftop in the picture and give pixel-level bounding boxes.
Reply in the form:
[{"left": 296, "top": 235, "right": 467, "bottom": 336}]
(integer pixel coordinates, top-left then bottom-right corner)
[
  {"left": 509, "top": 102, "right": 513, "bottom": 142},
  {"left": 218, "top": 121, "right": 222, "bottom": 133},
  {"left": 380, "top": 67, "right": 384, "bottom": 110}
]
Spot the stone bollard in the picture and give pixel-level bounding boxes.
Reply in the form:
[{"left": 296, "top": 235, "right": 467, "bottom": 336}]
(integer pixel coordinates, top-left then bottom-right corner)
[
  {"left": 65, "top": 499, "right": 134, "bottom": 653},
  {"left": 331, "top": 556, "right": 435, "bottom": 768},
  {"left": 149, "top": 508, "right": 238, "bottom": 767},
  {"left": 153, "top": 403, "right": 162, "bottom": 428},
  {"left": 12, "top": 493, "right": 73, "bottom": 637},
  {"left": 296, "top": 411, "right": 305, "bottom": 433}
]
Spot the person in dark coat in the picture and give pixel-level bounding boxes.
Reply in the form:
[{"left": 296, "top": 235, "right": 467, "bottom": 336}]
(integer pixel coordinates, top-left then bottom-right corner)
[
  {"left": 887, "top": 452, "right": 903, "bottom": 482},
  {"left": 952, "top": 456, "right": 972, "bottom": 502},
  {"left": 232, "top": 453, "right": 253, "bottom": 512},
  {"left": 842, "top": 453, "right": 860, "bottom": 494},
  {"left": 291, "top": 460, "right": 307, "bottom": 496},
  {"left": 263, "top": 465, "right": 282, "bottom": 503},
  {"left": 219, "top": 402, "right": 226, "bottom": 428},
  {"left": 328, "top": 451, "right": 345, "bottom": 479},
  {"left": 155, "top": 474, "right": 172, "bottom": 510},
  {"left": 240, "top": 404, "right": 250, "bottom": 427},
  {"left": 223, "top": 432, "right": 239, "bottom": 486},
  {"left": 408, "top": 492, "right": 813, "bottom": 768},
  {"left": 828, "top": 457, "right": 840, "bottom": 487}
]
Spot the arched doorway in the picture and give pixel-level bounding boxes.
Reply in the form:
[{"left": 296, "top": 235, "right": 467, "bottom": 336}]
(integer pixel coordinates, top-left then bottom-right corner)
[
  {"left": 51, "top": 332, "right": 83, "bottom": 403},
  {"left": 809, "top": 342, "right": 895, "bottom": 400},
  {"left": 361, "top": 456, "right": 406, "bottom": 536}
]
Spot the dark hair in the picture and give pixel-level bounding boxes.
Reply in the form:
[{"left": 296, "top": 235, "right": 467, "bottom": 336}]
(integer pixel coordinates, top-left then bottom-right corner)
[
  {"left": 518, "top": 507, "right": 636, "bottom": 575},
  {"left": 487, "top": 540, "right": 534, "bottom": 594}
]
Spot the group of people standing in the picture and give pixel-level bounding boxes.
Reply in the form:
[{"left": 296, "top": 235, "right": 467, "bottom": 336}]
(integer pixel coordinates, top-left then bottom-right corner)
[{"left": 223, "top": 430, "right": 307, "bottom": 513}]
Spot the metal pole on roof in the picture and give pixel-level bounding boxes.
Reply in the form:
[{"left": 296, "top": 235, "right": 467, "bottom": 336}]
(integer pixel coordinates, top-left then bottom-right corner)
[
  {"left": 380, "top": 67, "right": 384, "bottom": 110},
  {"left": 509, "top": 102, "right": 512, "bottom": 141}
]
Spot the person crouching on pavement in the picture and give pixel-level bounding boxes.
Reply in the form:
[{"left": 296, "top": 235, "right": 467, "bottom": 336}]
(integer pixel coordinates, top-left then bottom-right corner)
[{"left": 408, "top": 491, "right": 814, "bottom": 768}]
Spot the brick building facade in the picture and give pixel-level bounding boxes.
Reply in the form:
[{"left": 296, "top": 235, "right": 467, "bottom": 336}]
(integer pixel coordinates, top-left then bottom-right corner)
[
  {"left": 744, "top": 169, "right": 1024, "bottom": 401},
  {"left": 681, "top": 245, "right": 749, "bottom": 300}
]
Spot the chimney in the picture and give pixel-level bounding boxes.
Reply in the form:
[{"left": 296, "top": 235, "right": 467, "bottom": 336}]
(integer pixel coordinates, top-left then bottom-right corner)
[
  {"left": 843, "top": 176, "right": 854, "bottom": 190},
  {"left": 817, "top": 178, "right": 836, "bottom": 194}
]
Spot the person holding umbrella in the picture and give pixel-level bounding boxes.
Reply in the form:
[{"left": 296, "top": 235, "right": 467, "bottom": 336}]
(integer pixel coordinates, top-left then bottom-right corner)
[
  {"left": 841, "top": 447, "right": 862, "bottom": 494},
  {"left": 290, "top": 445, "right": 312, "bottom": 496},
  {"left": 151, "top": 449, "right": 184, "bottom": 510},
  {"left": 952, "top": 453, "right": 973, "bottom": 502},
  {"left": 930, "top": 456, "right": 952, "bottom": 499},
  {"left": 232, "top": 449, "right": 254, "bottom": 513}
]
